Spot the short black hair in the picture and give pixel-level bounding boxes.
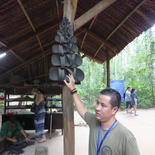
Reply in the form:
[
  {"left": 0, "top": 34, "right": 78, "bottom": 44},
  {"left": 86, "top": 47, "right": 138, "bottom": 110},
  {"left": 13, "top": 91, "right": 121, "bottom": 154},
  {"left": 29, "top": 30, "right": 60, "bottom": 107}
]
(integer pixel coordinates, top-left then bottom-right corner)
[
  {"left": 100, "top": 88, "right": 121, "bottom": 108},
  {"left": 9, "top": 116, "right": 17, "bottom": 124},
  {"left": 131, "top": 88, "right": 136, "bottom": 93}
]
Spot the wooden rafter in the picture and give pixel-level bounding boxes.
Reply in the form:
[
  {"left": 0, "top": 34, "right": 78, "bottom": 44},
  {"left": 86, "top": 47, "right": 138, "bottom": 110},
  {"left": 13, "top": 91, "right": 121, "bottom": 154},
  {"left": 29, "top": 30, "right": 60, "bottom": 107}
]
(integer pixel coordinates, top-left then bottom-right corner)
[
  {"left": 10, "top": 50, "right": 25, "bottom": 62},
  {"left": 74, "top": 0, "right": 116, "bottom": 31},
  {"left": 106, "top": 0, "right": 147, "bottom": 40},
  {"left": 94, "top": 0, "right": 147, "bottom": 57},
  {"left": 0, "top": 41, "right": 7, "bottom": 47},
  {"left": 85, "top": 29, "right": 116, "bottom": 53},
  {"left": 80, "top": 16, "right": 97, "bottom": 49},
  {"left": 56, "top": 0, "right": 60, "bottom": 20},
  {"left": 0, "top": 41, "right": 24, "bottom": 62},
  {"left": 0, "top": 66, "right": 8, "bottom": 71},
  {"left": 0, "top": 46, "right": 52, "bottom": 80},
  {"left": 79, "top": 49, "right": 104, "bottom": 64},
  {"left": 0, "top": 28, "right": 84, "bottom": 80},
  {"left": 17, "top": 0, "right": 44, "bottom": 52},
  {"left": 0, "top": 23, "right": 59, "bottom": 52},
  {"left": 24, "top": 73, "right": 49, "bottom": 81}
]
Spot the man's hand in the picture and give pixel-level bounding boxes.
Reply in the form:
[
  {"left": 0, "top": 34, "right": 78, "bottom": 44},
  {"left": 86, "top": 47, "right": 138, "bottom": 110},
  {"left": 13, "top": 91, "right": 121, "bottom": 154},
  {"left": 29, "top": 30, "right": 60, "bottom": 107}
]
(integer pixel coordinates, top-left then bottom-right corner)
[
  {"left": 25, "top": 137, "right": 30, "bottom": 142},
  {"left": 64, "top": 74, "right": 75, "bottom": 91}
]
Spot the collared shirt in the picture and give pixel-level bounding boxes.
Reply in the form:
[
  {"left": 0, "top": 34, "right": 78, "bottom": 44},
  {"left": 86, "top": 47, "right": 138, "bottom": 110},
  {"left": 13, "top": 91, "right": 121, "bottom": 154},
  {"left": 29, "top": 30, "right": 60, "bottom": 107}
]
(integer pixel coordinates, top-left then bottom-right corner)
[{"left": 125, "top": 90, "right": 131, "bottom": 102}]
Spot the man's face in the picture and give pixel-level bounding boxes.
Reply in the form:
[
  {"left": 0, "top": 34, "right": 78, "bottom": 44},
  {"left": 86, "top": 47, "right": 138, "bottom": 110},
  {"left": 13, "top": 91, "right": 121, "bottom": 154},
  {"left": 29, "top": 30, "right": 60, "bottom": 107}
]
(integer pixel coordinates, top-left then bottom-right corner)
[{"left": 95, "top": 94, "right": 118, "bottom": 123}]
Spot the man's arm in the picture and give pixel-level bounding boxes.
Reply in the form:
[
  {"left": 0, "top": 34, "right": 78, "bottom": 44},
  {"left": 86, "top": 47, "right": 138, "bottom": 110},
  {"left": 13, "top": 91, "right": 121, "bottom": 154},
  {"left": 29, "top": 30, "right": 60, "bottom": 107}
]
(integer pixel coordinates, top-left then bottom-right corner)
[
  {"left": 64, "top": 75, "right": 87, "bottom": 120},
  {"left": 20, "top": 129, "right": 29, "bottom": 142},
  {"left": 5, "top": 137, "right": 17, "bottom": 142}
]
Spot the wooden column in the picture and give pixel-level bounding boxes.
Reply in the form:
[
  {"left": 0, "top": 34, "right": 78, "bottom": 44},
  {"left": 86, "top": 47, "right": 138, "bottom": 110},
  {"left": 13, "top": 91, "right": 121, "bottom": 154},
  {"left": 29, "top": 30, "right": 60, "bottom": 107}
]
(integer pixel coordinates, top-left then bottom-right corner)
[
  {"left": 63, "top": 0, "right": 78, "bottom": 24},
  {"left": 62, "top": 86, "right": 75, "bottom": 155},
  {"left": 106, "top": 49, "right": 110, "bottom": 87},
  {"left": 63, "top": 1, "right": 78, "bottom": 155},
  {"left": 106, "top": 59, "right": 110, "bottom": 87}
]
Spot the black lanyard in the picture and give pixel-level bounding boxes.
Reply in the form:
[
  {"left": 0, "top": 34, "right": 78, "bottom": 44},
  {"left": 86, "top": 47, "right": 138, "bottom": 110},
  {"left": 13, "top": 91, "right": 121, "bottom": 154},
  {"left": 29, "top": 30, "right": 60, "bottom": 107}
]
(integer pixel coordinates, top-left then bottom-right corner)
[{"left": 96, "top": 120, "right": 118, "bottom": 155}]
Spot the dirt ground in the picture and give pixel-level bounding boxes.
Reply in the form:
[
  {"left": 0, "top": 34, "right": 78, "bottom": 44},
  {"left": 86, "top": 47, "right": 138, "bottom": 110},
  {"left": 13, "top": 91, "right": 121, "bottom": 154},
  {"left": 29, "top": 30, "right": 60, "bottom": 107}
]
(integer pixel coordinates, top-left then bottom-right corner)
[
  {"left": 2, "top": 108, "right": 155, "bottom": 155},
  {"left": 115, "top": 108, "right": 155, "bottom": 155}
]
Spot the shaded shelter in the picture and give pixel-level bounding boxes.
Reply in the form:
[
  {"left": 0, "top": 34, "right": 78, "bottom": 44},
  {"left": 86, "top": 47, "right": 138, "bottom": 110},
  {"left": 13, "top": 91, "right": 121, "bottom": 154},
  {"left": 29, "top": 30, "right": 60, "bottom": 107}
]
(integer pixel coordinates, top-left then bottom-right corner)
[
  {"left": 1, "top": 1, "right": 155, "bottom": 155},
  {"left": 0, "top": 0, "right": 155, "bottom": 86}
]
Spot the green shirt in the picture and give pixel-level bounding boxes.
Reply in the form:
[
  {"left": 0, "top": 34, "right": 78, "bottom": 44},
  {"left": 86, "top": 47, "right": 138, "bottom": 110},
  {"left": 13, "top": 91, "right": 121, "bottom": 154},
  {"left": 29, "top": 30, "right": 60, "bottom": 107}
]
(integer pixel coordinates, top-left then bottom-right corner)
[
  {"left": 85, "top": 112, "right": 140, "bottom": 155},
  {"left": 0, "top": 120, "right": 23, "bottom": 138}
]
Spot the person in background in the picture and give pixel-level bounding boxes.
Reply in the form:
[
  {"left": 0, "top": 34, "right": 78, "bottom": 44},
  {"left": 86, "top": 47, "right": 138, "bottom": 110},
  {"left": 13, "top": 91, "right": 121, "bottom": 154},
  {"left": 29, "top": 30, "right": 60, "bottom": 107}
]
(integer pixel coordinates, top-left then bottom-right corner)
[
  {"left": 129, "top": 88, "right": 138, "bottom": 116},
  {"left": 31, "top": 88, "right": 46, "bottom": 143},
  {"left": 64, "top": 75, "right": 140, "bottom": 155},
  {"left": 124, "top": 87, "right": 132, "bottom": 113},
  {"left": 0, "top": 116, "right": 29, "bottom": 143}
]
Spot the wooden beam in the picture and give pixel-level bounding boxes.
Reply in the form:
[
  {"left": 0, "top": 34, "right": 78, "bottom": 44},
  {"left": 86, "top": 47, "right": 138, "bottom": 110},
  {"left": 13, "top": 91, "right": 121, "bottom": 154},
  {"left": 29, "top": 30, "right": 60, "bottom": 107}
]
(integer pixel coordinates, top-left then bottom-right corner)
[
  {"left": 56, "top": 0, "right": 60, "bottom": 20},
  {"left": 17, "top": 0, "right": 35, "bottom": 32},
  {"left": 0, "top": 41, "right": 24, "bottom": 62},
  {"left": 74, "top": 0, "right": 116, "bottom": 31},
  {"left": 106, "top": 49, "right": 110, "bottom": 87},
  {"left": 106, "top": 0, "right": 147, "bottom": 40},
  {"left": 0, "top": 66, "right": 8, "bottom": 71},
  {"left": 0, "top": 41, "right": 7, "bottom": 47},
  {"left": 0, "top": 26, "right": 85, "bottom": 80},
  {"left": 63, "top": 86, "right": 75, "bottom": 155},
  {"left": 0, "top": 46, "right": 53, "bottom": 80},
  {"left": 0, "top": 23, "right": 59, "bottom": 52},
  {"left": 80, "top": 16, "right": 97, "bottom": 49},
  {"left": 10, "top": 50, "right": 25, "bottom": 62},
  {"left": 63, "top": 1, "right": 78, "bottom": 155},
  {"left": 79, "top": 49, "right": 103, "bottom": 64},
  {"left": 94, "top": 0, "right": 146, "bottom": 57},
  {"left": 17, "top": 0, "right": 44, "bottom": 52},
  {"left": 85, "top": 29, "right": 117, "bottom": 52},
  {"left": 63, "top": 0, "right": 78, "bottom": 24},
  {"left": 74, "top": 28, "right": 86, "bottom": 36}
]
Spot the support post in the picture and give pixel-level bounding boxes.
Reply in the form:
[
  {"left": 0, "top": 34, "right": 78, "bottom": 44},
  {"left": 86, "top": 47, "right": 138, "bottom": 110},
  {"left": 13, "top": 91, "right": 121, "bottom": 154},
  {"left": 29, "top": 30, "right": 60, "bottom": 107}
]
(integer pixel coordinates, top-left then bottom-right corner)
[
  {"left": 62, "top": 1, "right": 78, "bottom": 155},
  {"left": 62, "top": 86, "right": 75, "bottom": 155},
  {"left": 106, "top": 50, "right": 110, "bottom": 87}
]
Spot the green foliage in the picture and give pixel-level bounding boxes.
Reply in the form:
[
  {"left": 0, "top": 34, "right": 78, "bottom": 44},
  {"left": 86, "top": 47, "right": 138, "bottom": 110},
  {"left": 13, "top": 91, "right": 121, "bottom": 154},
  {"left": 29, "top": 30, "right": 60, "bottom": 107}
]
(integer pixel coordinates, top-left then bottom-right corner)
[
  {"left": 77, "top": 57, "right": 106, "bottom": 110},
  {"left": 77, "top": 26, "right": 155, "bottom": 110},
  {"left": 110, "top": 27, "right": 155, "bottom": 108}
]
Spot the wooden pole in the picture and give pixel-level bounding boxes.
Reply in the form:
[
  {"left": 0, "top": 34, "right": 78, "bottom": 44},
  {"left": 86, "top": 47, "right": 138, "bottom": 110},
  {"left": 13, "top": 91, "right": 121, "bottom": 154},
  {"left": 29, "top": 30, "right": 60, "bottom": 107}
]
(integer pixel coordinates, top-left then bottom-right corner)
[
  {"left": 63, "top": 1, "right": 78, "bottom": 154},
  {"left": 106, "top": 59, "right": 110, "bottom": 87},
  {"left": 62, "top": 86, "right": 75, "bottom": 155},
  {"left": 106, "top": 49, "right": 110, "bottom": 87},
  {"left": 63, "top": 0, "right": 78, "bottom": 24}
]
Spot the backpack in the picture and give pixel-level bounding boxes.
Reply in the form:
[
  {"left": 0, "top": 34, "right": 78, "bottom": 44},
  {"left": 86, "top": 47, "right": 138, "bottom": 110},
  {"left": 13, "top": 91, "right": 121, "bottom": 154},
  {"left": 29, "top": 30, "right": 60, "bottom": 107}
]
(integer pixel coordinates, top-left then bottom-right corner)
[{"left": 123, "top": 92, "right": 126, "bottom": 99}]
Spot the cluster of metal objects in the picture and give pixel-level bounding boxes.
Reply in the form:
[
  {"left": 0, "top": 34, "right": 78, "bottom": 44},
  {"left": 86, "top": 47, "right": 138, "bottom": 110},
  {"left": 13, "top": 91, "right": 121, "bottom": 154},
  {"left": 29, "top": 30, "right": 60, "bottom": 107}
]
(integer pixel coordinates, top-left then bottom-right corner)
[{"left": 49, "top": 17, "right": 84, "bottom": 83}]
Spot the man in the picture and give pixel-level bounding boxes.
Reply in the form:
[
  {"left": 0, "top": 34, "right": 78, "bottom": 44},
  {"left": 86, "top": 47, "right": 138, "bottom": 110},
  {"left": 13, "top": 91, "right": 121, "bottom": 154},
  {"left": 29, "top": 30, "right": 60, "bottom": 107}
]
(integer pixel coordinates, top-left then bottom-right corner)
[
  {"left": 124, "top": 87, "right": 132, "bottom": 113},
  {"left": 64, "top": 75, "right": 140, "bottom": 155},
  {"left": 0, "top": 116, "right": 29, "bottom": 143}
]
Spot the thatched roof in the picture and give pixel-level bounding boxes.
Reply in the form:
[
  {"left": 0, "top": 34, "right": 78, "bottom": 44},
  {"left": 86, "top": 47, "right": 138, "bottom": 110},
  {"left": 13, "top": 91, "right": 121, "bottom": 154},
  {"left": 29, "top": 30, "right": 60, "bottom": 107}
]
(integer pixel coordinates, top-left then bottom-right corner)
[{"left": 0, "top": 0, "right": 155, "bottom": 88}]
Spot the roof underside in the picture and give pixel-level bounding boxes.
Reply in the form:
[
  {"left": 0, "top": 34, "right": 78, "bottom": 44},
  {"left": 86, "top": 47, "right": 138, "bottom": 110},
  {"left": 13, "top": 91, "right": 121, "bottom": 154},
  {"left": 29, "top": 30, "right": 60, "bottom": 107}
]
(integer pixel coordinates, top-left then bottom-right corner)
[{"left": 0, "top": 0, "right": 155, "bottom": 88}]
